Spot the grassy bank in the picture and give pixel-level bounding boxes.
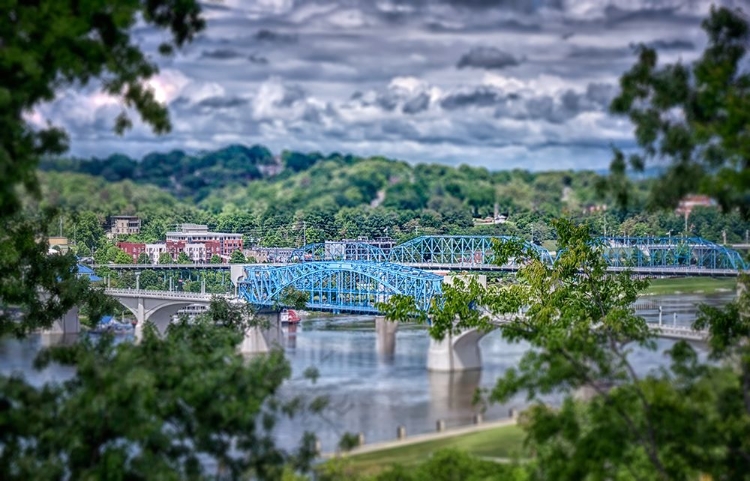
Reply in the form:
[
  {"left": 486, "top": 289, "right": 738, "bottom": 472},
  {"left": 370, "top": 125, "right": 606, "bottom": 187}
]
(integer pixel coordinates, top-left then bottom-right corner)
[
  {"left": 643, "top": 277, "right": 737, "bottom": 295},
  {"left": 334, "top": 424, "right": 525, "bottom": 476}
]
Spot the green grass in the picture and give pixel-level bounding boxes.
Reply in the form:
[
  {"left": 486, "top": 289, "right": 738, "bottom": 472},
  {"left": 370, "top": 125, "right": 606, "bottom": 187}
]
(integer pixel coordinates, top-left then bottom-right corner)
[
  {"left": 643, "top": 277, "right": 737, "bottom": 295},
  {"left": 337, "top": 424, "right": 526, "bottom": 476}
]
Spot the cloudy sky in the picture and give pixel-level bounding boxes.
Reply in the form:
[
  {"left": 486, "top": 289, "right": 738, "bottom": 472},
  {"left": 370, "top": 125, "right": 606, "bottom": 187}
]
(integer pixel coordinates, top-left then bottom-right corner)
[{"left": 33, "top": 0, "right": 747, "bottom": 171}]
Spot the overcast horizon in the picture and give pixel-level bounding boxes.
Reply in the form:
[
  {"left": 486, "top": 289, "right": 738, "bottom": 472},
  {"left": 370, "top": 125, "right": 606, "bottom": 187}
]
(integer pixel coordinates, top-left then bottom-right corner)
[{"left": 29, "top": 0, "right": 748, "bottom": 171}]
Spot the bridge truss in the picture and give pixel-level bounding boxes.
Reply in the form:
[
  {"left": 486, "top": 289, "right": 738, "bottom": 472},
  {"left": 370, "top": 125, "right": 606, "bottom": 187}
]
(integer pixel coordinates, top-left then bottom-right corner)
[
  {"left": 287, "top": 242, "right": 387, "bottom": 262},
  {"left": 386, "top": 235, "right": 555, "bottom": 267},
  {"left": 238, "top": 261, "right": 443, "bottom": 314},
  {"left": 597, "top": 236, "right": 748, "bottom": 270}
]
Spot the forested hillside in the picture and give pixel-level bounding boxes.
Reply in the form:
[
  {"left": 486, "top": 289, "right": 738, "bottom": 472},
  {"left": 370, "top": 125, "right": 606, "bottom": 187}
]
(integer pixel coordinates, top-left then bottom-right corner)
[{"left": 39, "top": 145, "right": 750, "bottom": 248}]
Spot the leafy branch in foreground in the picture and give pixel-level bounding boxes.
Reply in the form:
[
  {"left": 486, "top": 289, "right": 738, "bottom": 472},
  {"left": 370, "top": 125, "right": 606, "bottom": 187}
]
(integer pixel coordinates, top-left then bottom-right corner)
[
  {"left": 1, "top": 307, "right": 320, "bottom": 480},
  {"left": 381, "top": 219, "right": 750, "bottom": 480}
]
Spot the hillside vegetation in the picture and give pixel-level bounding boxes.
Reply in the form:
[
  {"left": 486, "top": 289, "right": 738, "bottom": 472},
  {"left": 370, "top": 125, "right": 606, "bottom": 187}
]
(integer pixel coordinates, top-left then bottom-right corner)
[{"left": 39, "top": 145, "right": 750, "bottom": 247}]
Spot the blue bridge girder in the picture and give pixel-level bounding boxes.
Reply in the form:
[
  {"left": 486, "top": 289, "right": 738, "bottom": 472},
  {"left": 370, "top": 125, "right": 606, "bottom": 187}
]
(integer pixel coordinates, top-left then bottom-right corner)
[
  {"left": 238, "top": 261, "right": 443, "bottom": 314},
  {"left": 386, "top": 235, "right": 555, "bottom": 267},
  {"left": 98, "top": 235, "right": 747, "bottom": 277},
  {"left": 595, "top": 236, "right": 748, "bottom": 270}
]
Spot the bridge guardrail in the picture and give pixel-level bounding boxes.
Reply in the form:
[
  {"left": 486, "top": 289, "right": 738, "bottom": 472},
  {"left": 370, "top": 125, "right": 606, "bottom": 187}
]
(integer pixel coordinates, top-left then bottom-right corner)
[{"left": 104, "top": 288, "right": 218, "bottom": 300}]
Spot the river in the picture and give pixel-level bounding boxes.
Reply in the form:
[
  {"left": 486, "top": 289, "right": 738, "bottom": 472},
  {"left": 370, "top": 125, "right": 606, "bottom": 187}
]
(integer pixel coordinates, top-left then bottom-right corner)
[{"left": 0, "top": 292, "right": 735, "bottom": 453}]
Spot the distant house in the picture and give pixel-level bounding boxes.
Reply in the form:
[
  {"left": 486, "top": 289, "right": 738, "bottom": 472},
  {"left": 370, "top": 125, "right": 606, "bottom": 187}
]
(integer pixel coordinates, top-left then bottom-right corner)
[
  {"left": 582, "top": 204, "right": 608, "bottom": 215},
  {"left": 473, "top": 214, "right": 507, "bottom": 225},
  {"left": 108, "top": 216, "right": 141, "bottom": 238},
  {"left": 675, "top": 195, "right": 716, "bottom": 216},
  {"left": 48, "top": 236, "right": 72, "bottom": 254}
]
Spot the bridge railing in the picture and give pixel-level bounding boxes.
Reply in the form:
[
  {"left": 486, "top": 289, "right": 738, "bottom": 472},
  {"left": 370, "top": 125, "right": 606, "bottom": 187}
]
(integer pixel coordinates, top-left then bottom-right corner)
[{"left": 104, "top": 288, "right": 217, "bottom": 300}]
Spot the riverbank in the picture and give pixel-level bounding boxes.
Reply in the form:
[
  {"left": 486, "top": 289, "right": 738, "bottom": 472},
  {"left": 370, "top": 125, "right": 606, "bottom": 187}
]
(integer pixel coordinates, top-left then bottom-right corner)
[
  {"left": 643, "top": 277, "right": 736, "bottom": 295},
  {"left": 323, "top": 420, "right": 525, "bottom": 476}
]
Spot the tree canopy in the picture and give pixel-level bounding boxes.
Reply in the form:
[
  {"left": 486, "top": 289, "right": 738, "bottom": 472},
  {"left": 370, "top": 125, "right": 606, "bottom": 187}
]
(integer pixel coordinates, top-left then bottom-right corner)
[
  {"left": 0, "top": 0, "right": 204, "bottom": 334},
  {"left": 0, "top": 301, "right": 319, "bottom": 480},
  {"left": 608, "top": 5, "right": 750, "bottom": 217}
]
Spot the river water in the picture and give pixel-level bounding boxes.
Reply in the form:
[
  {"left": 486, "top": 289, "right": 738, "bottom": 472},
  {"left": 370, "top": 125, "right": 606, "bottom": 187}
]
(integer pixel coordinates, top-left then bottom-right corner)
[{"left": 0, "top": 292, "right": 735, "bottom": 453}]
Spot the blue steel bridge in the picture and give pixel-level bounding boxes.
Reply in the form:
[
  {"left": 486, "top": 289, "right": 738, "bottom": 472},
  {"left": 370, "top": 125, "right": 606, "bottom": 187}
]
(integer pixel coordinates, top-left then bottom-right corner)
[
  {"left": 237, "top": 261, "right": 443, "bottom": 314},
  {"left": 287, "top": 235, "right": 746, "bottom": 272},
  {"left": 239, "top": 235, "right": 747, "bottom": 313},
  {"left": 98, "top": 235, "right": 747, "bottom": 314}
]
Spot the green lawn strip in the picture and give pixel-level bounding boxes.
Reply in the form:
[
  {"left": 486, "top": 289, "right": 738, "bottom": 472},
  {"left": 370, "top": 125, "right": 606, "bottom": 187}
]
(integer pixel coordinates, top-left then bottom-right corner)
[
  {"left": 338, "top": 424, "right": 526, "bottom": 475},
  {"left": 643, "top": 277, "right": 736, "bottom": 295}
]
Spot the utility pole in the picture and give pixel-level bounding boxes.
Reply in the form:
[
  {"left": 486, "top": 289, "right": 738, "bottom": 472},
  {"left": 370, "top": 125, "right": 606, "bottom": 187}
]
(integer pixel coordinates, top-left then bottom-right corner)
[
  {"left": 303, "top": 221, "right": 307, "bottom": 246},
  {"left": 59, "top": 217, "right": 63, "bottom": 237}
]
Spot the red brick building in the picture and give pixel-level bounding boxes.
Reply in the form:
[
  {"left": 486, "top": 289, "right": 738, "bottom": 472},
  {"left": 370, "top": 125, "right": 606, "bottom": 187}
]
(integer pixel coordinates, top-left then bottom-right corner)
[
  {"left": 204, "top": 240, "right": 221, "bottom": 260},
  {"left": 117, "top": 242, "right": 146, "bottom": 263}
]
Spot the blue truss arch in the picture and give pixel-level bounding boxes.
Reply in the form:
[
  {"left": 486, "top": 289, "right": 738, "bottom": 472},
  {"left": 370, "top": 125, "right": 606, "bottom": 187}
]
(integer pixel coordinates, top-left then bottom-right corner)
[
  {"left": 596, "top": 236, "right": 747, "bottom": 270},
  {"left": 238, "top": 261, "right": 443, "bottom": 314},
  {"left": 387, "top": 235, "right": 554, "bottom": 267},
  {"left": 288, "top": 242, "right": 388, "bottom": 263}
]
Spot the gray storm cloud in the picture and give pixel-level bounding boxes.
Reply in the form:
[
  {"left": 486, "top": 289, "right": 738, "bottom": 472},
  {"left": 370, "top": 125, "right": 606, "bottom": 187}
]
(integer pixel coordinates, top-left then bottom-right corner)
[{"left": 40, "top": 0, "right": 720, "bottom": 171}]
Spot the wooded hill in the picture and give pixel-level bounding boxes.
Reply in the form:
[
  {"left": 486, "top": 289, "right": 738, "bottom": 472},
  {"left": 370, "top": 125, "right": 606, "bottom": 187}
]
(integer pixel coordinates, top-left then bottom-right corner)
[{"left": 38, "top": 145, "right": 750, "bottom": 247}]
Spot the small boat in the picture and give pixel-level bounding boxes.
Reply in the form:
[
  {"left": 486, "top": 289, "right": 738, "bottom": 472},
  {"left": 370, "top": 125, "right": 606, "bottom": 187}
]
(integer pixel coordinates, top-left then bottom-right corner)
[
  {"left": 281, "top": 309, "right": 301, "bottom": 324},
  {"left": 93, "top": 315, "right": 134, "bottom": 333}
]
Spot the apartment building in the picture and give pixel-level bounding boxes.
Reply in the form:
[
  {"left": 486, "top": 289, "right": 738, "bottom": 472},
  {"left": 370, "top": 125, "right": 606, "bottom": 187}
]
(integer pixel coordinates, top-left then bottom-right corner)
[
  {"left": 165, "top": 224, "right": 243, "bottom": 256},
  {"left": 109, "top": 216, "right": 141, "bottom": 237}
]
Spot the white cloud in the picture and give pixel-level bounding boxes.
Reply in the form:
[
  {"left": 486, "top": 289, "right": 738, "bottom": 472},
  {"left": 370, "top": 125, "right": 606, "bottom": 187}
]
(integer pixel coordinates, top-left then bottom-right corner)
[{"left": 45, "top": 0, "right": 717, "bottom": 171}]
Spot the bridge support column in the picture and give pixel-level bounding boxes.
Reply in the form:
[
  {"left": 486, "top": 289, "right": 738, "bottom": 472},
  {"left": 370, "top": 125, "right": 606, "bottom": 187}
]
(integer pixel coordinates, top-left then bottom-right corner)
[
  {"left": 375, "top": 316, "right": 398, "bottom": 359},
  {"left": 41, "top": 306, "right": 80, "bottom": 346},
  {"left": 41, "top": 306, "right": 80, "bottom": 335},
  {"left": 427, "top": 328, "right": 486, "bottom": 372},
  {"left": 239, "top": 311, "right": 283, "bottom": 354},
  {"left": 134, "top": 296, "right": 147, "bottom": 341}
]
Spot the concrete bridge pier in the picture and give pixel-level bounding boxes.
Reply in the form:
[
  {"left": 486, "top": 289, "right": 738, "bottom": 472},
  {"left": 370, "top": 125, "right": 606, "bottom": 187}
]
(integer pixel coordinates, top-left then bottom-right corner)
[
  {"left": 427, "top": 328, "right": 488, "bottom": 372},
  {"left": 375, "top": 316, "right": 398, "bottom": 360},
  {"left": 41, "top": 306, "right": 81, "bottom": 346},
  {"left": 239, "top": 311, "right": 284, "bottom": 354}
]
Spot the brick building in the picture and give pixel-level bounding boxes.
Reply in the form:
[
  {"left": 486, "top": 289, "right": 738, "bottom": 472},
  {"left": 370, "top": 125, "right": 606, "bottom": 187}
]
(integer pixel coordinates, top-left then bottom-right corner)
[
  {"left": 165, "top": 224, "right": 243, "bottom": 256},
  {"left": 117, "top": 242, "right": 146, "bottom": 262}
]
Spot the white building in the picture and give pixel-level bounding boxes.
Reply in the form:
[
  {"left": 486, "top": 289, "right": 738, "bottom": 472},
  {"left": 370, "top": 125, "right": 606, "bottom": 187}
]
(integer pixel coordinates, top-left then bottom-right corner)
[
  {"left": 184, "top": 243, "right": 206, "bottom": 262},
  {"left": 145, "top": 243, "right": 167, "bottom": 264},
  {"left": 165, "top": 224, "right": 243, "bottom": 256}
]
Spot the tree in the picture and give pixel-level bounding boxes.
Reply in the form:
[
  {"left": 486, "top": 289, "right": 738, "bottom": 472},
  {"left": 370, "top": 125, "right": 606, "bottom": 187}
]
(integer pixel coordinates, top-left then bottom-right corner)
[
  {"left": 72, "top": 211, "right": 105, "bottom": 253},
  {"left": 158, "top": 252, "right": 174, "bottom": 264},
  {"left": 114, "top": 249, "right": 133, "bottom": 265},
  {"left": 0, "top": 307, "right": 319, "bottom": 479},
  {"left": 176, "top": 252, "right": 191, "bottom": 264},
  {"left": 210, "top": 254, "right": 222, "bottom": 264},
  {"left": 381, "top": 220, "right": 750, "bottom": 480},
  {"left": 230, "top": 250, "right": 246, "bottom": 264},
  {"left": 137, "top": 252, "right": 151, "bottom": 264},
  {"left": 607, "top": 6, "right": 750, "bottom": 217},
  {"left": 0, "top": 0, "right": 204, "bottom": 334}
]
